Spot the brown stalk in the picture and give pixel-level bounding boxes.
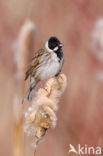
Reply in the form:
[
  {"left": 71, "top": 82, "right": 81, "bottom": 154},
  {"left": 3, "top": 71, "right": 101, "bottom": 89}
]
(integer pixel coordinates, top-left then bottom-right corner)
[{"left": 13, "top": 20, "right": 36, "bottom": 156}]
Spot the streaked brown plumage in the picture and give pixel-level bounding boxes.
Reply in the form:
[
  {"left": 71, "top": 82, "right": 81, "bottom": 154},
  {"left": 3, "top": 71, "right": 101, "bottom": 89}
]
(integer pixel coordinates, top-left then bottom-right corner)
[{"left": 25, "top": 49, "right": 44, "bottom": 80}]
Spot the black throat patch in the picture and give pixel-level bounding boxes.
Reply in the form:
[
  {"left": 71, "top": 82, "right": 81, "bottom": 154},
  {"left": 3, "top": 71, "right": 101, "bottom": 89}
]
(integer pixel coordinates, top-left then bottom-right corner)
[{"left": 54, "top": 48, "right": 64, "bottom": 62}]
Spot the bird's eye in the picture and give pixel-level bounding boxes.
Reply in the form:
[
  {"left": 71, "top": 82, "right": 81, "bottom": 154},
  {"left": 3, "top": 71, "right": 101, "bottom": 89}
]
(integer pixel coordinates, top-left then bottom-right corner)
[{"left": 53, "top": 46, "right": 59, "bottom": 51}]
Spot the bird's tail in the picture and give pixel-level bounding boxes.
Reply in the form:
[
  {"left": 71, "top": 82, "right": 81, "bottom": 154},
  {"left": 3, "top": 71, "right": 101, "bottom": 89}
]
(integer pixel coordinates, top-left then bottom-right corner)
[{"left": 22, "top": 81, "right": 37, "bottom": 104}]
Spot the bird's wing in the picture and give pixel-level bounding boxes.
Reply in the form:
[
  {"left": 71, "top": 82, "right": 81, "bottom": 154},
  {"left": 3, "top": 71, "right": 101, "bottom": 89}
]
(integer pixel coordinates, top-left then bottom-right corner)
[{"left": 25, "top": 48, "right": 44, "bottom": 80}]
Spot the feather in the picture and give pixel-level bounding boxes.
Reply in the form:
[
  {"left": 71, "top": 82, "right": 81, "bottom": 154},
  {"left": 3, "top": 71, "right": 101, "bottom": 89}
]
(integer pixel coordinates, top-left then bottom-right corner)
[
  {"left": 22, "top": 88, "right": 31, "bottom": 104},
  {"left": 24, "top": 49, "right": 44, "bottom": 80},
  {"left": 22, "top": 78, "right": 37, "bottom": 104}
]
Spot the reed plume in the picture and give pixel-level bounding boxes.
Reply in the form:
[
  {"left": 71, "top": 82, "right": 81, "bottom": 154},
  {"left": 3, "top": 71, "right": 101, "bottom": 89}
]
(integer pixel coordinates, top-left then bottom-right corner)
[
  {"left": 92, "top": 18, "right": 103, "bottom": 81},
  {"left": 92, "top": 18, "right": 103, "bottom": 63},
  {"left": 17, "top": 20, "right": 36, "bottom": 79},
  {"left": 13, "top": 20, "right": 36, "bottom": 156},
  {"left": 24, "top": 73, "right": 67, "bottom": 156}
]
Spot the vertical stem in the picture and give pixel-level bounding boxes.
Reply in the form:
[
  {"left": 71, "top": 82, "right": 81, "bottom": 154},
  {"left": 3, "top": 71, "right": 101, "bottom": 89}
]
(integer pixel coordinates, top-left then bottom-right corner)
[
  {"left": 13, "top": 90, "right": 23, "bottom": 156},
  {"left": 32, "top": 139, "right": 39, "bottom": 156},
  {"left": 13, "top": 114, "right": 23, "bottom": 156},
  {"left": 13, "top": 20, "right": 35, "bottom": 156}
]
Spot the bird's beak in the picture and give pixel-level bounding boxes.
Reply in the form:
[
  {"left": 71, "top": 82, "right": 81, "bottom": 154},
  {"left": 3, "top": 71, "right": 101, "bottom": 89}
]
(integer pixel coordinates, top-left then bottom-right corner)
[{"left": 59, "top": 43, "right": 64, "bottom": 47}]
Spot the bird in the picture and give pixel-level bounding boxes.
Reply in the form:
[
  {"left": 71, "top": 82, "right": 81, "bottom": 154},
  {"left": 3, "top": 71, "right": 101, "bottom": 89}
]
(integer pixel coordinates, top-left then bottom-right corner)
[{"left": 22, "top": 36, "right": 64, "bottom": 104}]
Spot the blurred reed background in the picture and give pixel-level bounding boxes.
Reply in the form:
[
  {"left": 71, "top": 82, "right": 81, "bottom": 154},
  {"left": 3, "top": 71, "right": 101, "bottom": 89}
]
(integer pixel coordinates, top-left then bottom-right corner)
[{"left": 1, "top": 0, "right": 103, "bottom": 156}]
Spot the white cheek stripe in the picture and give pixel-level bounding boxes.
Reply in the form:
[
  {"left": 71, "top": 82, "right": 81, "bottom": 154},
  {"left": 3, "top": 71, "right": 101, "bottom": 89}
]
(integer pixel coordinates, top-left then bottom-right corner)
[
  {"left": 53, "top": 46, "right": 59, "bottom": 51},
  {"left": 45, "top": 41, "right": 53, "bottom": 52}
]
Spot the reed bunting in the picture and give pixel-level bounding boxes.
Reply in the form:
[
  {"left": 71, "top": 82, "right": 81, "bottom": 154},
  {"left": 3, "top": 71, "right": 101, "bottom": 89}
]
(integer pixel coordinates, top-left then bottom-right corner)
[{"left": 22, "top": 36, "right": 64, "bottom": 104}]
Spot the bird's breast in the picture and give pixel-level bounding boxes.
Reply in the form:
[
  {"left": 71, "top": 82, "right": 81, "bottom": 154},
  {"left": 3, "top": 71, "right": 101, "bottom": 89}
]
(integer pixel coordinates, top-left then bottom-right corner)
[
  {"left": 40, "top": 62, "right": 60, "bottom": 80},
  {"left": 39, "top": 53, "right": 61, "bottom": 80}
]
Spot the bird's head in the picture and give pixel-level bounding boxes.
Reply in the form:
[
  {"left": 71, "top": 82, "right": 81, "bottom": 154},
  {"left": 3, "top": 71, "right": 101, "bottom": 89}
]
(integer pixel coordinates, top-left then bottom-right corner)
[{"left": 44, "top": 36, "right": 64, "bottom": 52}]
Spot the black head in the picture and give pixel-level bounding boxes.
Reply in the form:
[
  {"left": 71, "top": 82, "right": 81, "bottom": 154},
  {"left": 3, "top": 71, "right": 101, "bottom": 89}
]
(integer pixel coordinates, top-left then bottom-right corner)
[{"left": 48, "top": 36, "right": 63, "bottom": 52}]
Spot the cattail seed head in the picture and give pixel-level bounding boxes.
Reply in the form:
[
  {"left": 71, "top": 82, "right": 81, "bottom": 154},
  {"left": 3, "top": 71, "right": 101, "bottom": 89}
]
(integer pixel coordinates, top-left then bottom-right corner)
[{"left": 24, "top": 73, "right": 67, "bottom": 148}]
